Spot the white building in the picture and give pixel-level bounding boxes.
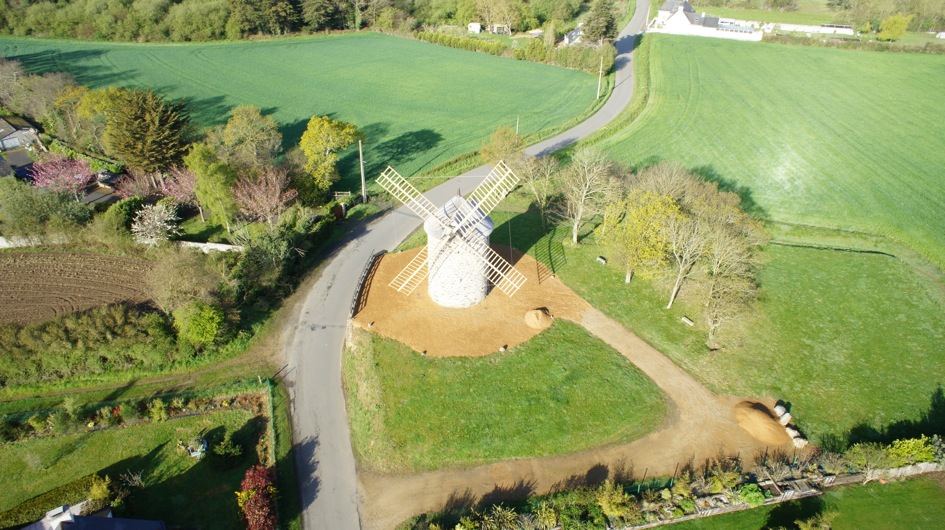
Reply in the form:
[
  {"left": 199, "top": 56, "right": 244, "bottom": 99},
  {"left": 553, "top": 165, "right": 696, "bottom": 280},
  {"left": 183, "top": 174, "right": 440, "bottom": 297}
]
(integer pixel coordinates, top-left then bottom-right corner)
[
  {"left": 648, "top": 0, "right": 762, "bottom": 41},
  {"left": 468, "top": 22, "right": 481, "bottom": 34}
]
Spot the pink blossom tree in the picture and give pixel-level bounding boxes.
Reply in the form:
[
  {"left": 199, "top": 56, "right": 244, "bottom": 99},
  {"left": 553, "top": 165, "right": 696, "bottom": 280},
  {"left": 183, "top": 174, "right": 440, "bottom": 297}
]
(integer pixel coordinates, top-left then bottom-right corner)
[
  {"left": 29, "top": 155, "right": 95, "bottom": 202},
  {"left": 162, "top": 166, "right": 204, "bottom": 222},
  {"left": 232, "top": 168, "right": 298, "bottom": 228}
]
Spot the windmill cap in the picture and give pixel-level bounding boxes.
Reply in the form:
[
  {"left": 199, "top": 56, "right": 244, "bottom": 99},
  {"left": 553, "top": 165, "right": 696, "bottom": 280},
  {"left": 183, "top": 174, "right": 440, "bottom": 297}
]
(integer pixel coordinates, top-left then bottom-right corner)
[{"left": 424, "top": 195, "right": 494, "bottom": 239}]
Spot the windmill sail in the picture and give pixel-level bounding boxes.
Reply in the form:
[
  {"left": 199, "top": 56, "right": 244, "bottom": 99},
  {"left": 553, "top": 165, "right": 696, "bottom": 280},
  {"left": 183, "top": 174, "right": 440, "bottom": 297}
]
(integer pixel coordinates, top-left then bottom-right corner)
[
  {"left": 388, "top": 246, "right": 429, "bottom": 294},
  {"left": 454, "top": 161, "right": 520, "bottom": 237},
  {"left": 377, "top": 166, "right": 440, "bottom": 221}
]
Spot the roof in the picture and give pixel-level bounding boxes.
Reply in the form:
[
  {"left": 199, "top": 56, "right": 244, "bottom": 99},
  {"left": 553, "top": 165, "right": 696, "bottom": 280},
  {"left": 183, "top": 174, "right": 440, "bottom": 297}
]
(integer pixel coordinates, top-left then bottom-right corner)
[
  {"left": 684, "top": 11, "right": 720, "bottom": 27},
  {"left": 0, "top": 116, "right": 31, "bottom": 138},
  {"left": 424, "top": 195, "right": 494, "bottom": 240},
  {"left": 659, "top": 0, "right": 695, "bottom": 13}
]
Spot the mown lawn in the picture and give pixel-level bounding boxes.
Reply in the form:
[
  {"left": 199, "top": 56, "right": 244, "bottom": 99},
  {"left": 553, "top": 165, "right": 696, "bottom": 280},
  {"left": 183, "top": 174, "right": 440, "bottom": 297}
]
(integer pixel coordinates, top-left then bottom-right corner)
[
  {"left": 595, "top": 35, "right": 945, "bottom": 269},
  {"left": 0, "top": 409, "right": 258, "bottom": 528},
  {"left": 491, "top": 200, "right": 945, "bottom": 444},
  {"left": 0, "top": 33, "right": 596, "bottom": 189},
  {"left": 671, "top": 475, "right": 945, "bottom": 529},
  {"left": 344, "top": 321, "right": 666, "bottom": 472}
]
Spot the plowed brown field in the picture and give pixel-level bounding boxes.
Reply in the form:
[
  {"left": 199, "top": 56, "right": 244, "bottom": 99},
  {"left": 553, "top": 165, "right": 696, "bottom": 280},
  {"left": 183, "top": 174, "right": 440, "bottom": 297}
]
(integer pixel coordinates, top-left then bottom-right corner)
[{"left": 0, "top": 252, "right": 152, "bottom": 325}]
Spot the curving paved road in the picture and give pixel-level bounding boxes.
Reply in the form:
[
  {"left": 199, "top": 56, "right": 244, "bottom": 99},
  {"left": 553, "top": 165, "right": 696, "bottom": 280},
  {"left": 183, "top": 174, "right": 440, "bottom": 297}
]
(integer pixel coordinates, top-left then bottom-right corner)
[{"left": 284, "top": 3, "right": 651, "bottom": 529}]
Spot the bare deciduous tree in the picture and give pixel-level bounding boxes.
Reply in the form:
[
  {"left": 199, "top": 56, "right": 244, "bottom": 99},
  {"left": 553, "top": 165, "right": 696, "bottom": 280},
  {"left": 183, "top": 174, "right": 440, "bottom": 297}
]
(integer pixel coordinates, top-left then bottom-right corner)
[
  {"left": 664, "top": 213, "right": 707, "bottom": 309},
  {"left": 233, "top": 167, "right": 298, "bottom": 228},
  {"left": 556, "top": 147, "right": 619, "bottom": 244},
  {"left": 516, "top": 154, "right": 559, "bottom": 228}
]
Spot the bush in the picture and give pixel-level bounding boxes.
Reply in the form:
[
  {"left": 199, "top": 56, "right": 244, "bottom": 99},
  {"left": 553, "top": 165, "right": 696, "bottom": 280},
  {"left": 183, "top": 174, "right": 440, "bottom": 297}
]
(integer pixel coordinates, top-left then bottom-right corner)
[
  {"left": 0, "top": 474, "right": 97, "bottom": 528},
  {"left": 148, "top": 398, "right": 168, "bottom": 422},
  {"left": 737, "top": 483, "right": 766, "bottom": 507},
  {"left": 173, "top": 300, "right": 227, "bottom": 349},
  {"left": 119, "top": 402, "right": 142, "bottom": 423},
  {"left": 238, "top": 465, "right": 278, "bottom": 530},
  {"left": 0, "top": 304, "right": 175, "bottom": 387},
  {"left": 885, "top": 436, "right": 937, "bottom": 467},
  {"left": 102, "top": 196, "right": 146, "bottom": 232},
  {"left": 212, "top": 434, "right": 245, "bottom": 469}
]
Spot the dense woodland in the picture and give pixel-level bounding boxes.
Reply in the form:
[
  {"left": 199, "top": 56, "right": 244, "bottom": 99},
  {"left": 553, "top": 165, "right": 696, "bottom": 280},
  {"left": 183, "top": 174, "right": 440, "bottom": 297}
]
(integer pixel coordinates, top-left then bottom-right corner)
[{"left": 0, "top": 0, "right": 590, "bottom": 42}]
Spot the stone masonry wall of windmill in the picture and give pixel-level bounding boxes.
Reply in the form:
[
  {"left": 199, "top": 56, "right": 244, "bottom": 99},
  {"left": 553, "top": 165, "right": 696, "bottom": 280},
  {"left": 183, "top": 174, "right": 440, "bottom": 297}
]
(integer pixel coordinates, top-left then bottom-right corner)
[{"left": 424, "top": 195, "right": 495, "bottom": 308}]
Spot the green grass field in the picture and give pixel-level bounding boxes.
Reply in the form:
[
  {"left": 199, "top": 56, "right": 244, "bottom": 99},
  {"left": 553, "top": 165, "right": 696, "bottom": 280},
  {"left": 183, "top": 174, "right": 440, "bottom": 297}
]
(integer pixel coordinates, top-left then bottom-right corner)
[
  {"left": 489, "top": 195, "right": 945, "bottom": 444},
  {"left": 0, "top": 409, "right": 257, "bottom": 528},
  {"left": 671, "top": 475, "right": 945, "bottom": 529},
  {"left": 344, "top": 321, "right": 666, "bottom": 472},
  {"left": 0, "top": 32, "right": 596, "bottom": 189},
  {"left": 595, "top": 35, "right": 945, "bottom": 269}
]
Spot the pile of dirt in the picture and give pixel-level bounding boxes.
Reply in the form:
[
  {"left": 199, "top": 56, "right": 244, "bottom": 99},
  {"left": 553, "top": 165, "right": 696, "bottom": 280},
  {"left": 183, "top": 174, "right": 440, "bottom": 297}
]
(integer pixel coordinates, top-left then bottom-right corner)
[
  {"left": 733, "top": 401, "right": 792, "bottom": 445},
  {"left": 524, "top": 308, "right": 554, "bottom": 329}
]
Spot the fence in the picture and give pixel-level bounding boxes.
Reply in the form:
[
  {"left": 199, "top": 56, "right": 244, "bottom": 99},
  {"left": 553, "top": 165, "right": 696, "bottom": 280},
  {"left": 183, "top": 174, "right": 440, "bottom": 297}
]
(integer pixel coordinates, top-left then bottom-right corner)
[{"left": 350, "top": 250, "right": 386, "bottom": 318}]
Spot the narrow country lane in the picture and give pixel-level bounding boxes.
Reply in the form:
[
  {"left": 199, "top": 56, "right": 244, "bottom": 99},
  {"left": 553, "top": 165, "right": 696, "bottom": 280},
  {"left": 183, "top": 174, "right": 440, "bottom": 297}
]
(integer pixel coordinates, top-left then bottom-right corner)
[{"left": 284, "top": 3, "right": 651, "bottom": 528}]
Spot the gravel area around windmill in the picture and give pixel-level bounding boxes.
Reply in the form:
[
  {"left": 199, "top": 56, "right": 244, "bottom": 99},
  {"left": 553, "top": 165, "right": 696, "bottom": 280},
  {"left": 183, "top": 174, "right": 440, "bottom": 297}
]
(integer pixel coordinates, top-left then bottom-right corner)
[{"left": 351, "top": 245, "right": 590, "bottom": 357}]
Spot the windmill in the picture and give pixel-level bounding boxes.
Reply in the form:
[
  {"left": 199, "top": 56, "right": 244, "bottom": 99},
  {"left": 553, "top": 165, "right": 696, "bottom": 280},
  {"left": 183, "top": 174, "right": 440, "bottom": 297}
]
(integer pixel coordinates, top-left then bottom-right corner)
[{"left": 377, "top": 161, "right": 526, "bottom": 308}]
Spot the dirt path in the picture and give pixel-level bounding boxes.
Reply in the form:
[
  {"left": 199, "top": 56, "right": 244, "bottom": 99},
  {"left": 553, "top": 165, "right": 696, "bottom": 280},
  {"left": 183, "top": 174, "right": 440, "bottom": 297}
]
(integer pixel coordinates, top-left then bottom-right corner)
[{"left": 357, "top": 308, "right": 791, "bottom": 529}]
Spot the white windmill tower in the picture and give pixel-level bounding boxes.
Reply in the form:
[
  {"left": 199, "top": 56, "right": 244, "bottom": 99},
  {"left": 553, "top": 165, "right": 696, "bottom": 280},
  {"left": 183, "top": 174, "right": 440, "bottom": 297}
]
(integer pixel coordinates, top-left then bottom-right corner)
[{"left": 377, "top": 161, "right": 526, "bottom": 308}]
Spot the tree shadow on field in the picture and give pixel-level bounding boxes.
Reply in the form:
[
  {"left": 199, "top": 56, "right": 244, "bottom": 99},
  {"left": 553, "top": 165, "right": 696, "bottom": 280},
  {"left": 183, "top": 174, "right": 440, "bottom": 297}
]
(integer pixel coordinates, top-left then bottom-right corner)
[
  {"left": 846, "top": 385, "right": 945, "bottom": 446},
  {"left": 4, "top": 49, "right": 138, "bottom": 87},
  {"left": 691, "top": 165, "right": 768, "bottom": 219},
  {"left": 764, "top": 495, "right": 827, "bottom": 530},
  {"left": 337, "top": 128, "right": 443, "bottom": 186},
  {"left": 492, "top": 204, "right": 568, "bottom": 279},
  {"left": 550, "top": 463, "right": 611, "bottom": 493}
]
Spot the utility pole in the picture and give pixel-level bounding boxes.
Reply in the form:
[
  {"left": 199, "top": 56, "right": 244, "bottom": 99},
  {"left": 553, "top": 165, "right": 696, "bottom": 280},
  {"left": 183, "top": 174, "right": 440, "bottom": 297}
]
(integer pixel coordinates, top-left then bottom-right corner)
[
  {"left": 359, "top": 139, "right": 366, "bottom": 203},
  {"left": 596, "top": 56, "right": 604, "bottom": 99}
]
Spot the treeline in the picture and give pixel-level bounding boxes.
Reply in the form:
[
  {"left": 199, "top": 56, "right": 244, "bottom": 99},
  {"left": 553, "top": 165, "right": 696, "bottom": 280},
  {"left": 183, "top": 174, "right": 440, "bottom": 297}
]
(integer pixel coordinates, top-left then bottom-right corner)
[
  {"left": 0, "top": 0, "right": 591, "bottom": 42},
  {"left": 487, "top": 136, "right": 765, "bottom": 347},
  {"left": 513, "top": 38, "right": 616, "bottom": 75},
  {"left": 416, "top": 31, "right": 507, "bottom": 55}
]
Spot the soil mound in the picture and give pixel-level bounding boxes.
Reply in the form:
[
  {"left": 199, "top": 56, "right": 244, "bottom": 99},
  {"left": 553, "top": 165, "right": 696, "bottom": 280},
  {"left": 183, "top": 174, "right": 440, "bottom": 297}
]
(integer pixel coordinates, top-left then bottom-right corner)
[
  {"left": 524, "top": 308, "right": 554, "bottom": 329},
  {"left": 734, "top": 401, "right": 791, "bottom": 445}
]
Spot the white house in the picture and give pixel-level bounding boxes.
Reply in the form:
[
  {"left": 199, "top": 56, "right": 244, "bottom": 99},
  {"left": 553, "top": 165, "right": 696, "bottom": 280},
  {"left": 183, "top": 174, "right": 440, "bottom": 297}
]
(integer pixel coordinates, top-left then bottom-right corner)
[
  {"left": 468, "top": 22, "right": 481, "bottom": 34},
  {"left": 936, "top": 31, "right": 945, "bottom": 39},
  {"left": 648, "top": 0, "right": 761, "bottom": 41}
]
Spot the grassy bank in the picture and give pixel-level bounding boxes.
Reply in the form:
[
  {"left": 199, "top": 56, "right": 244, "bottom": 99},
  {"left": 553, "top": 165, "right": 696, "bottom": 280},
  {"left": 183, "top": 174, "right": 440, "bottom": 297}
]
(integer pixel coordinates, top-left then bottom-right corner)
[
  {"left": 344, "top": 321, "right": 666, "bottom": 472},
  {"left": 491, "top": 198, "right": 945, "bottom": 443},
  {"left": 595, "top": 35, "right": 945, "bottom": 269}
]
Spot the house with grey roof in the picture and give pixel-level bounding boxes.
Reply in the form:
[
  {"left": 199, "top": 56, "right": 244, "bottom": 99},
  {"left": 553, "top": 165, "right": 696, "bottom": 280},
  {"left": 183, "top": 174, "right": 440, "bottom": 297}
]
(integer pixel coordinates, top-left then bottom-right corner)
[
  {"left": 648, "top": 0, "right": 761, "bottom": 41},
  {"left": 0, "top": 116, "right": 39, "bottom": 151}
]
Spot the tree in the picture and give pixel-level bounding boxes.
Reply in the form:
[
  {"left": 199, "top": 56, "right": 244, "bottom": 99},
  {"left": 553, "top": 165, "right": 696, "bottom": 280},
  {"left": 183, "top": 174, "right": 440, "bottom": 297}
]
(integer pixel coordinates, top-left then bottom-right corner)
[
  {"left": 583, "top": 0, "right": 617, "bottom": 44},
  {"left": 301, "top": 0, "right": 335, "bottom": 29},
  {"left": 664, "top": 213, "right": 707, "bottom": 309},
  {"left": 298, "top": 115, "right": 361, "bottom": 197},
  {"left": 233, "top": 167, "right": 298, "bottom": 228},
  {"left": 173, "top": 300, "right": 227, "bottom": 348},
  {"left": 516, "top": 155, "right": 559, "bottom": 228},
  {"left": 209, "top": 105, "right": 282, "bottom": 171},
  {"left": 131, "top": 203, "right": 182, "bottom": 249},
  {"left": 877, "top": 13, "right": 912, "bottom": 40},
  {"left": 28, "top": 155, "right": 95, "bottom": 202},
  {"left": 556, "top": 147, "right": 619, "bottom": 244},
  {"left": 188, "top": 143, "right": 238, "bottom": 231},
  {"left": 0, "top": 178, "right": 91, "bottom": 239},
  {"left": 145, "top": 248, "right": 219, "bottom": 314},
  {"left": 237, "top": 465, "right": 278, "bottom": 530},
  {"left": 480, "top": 126, "right": 523, "bottom": 165},
  {"left": 163, "top": 166, "right": 204, "bottom": 221},
  {"left": 598, "top": 189, "right": 680, "bottom": 283},
  {"left": 596, "top": 480, "right": 639, "bottom": 526},
  {"left": 104, "top": 88, "right": 191, "bottom": 174}
]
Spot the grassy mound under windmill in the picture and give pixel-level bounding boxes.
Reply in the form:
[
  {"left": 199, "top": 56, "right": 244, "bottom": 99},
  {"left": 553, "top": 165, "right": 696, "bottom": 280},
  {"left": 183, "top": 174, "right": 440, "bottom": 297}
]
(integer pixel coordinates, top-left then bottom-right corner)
[{"left": 343, "top": 321, "right": 666, "bottom": 472}]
